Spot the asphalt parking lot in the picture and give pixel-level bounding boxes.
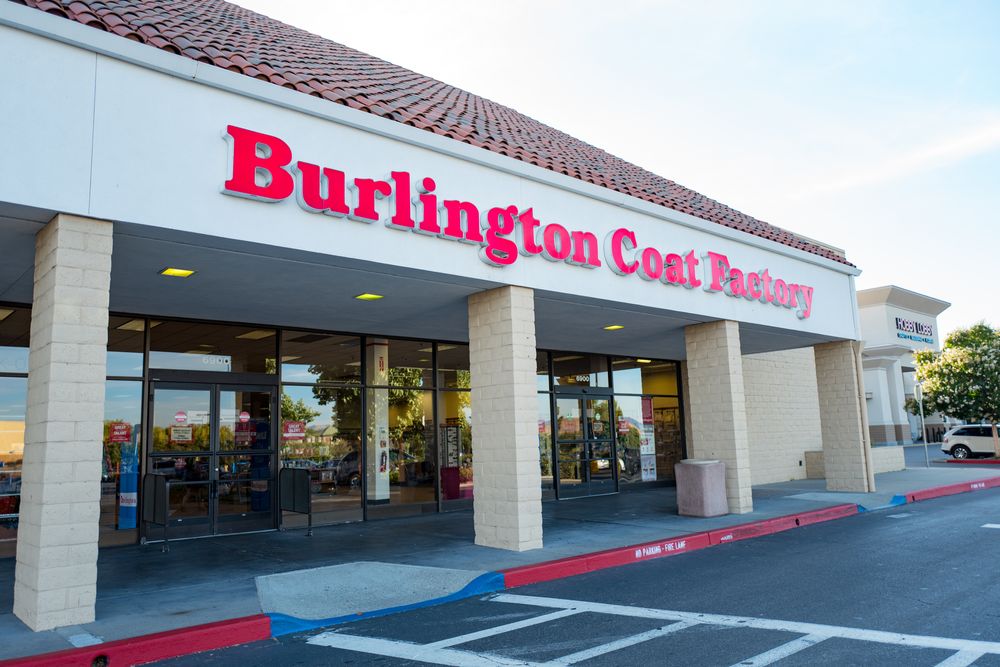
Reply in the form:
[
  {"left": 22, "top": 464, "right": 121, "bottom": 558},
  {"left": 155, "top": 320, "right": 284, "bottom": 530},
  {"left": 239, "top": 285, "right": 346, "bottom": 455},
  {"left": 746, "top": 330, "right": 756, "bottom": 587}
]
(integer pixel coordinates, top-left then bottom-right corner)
[{"left": 157, "top": 487, "right": 1000, "bottom": 666}]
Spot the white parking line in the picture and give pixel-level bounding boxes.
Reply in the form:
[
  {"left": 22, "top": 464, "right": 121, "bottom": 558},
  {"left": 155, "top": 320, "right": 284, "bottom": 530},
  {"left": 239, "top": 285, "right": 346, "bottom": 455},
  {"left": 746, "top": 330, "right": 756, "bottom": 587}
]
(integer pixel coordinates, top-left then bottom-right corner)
[
  {"left": 494, "top": 594, "right": 1000, "bottom": 655},
  {"left": 730, "top": 634, "right": 826, "bottom": 666},
  {"left": 981, "top": 524, "right": 1000, "bottom": 529},
  {"left": 934, "top": 650, "right": 984, "bottom": 667},
  {"left": 306, "top": 632, "right": 543, "bottom": 666},
  {"left": 540, "top": 621, "right": 696, "bottom": 666},
  {"left": 305, "top": 595, "right": 1000, "bottom": 666},
  {"left": 425, "top": 608, "right": 580, "bottom": 649}
]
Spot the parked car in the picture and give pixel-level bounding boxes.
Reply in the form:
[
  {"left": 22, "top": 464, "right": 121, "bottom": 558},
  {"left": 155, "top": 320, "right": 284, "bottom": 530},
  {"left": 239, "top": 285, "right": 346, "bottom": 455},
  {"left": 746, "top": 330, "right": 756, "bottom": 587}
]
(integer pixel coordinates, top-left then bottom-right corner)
[
  {"left": 330, "top": 449, "right": 423, "bottom": 487},
  {"left": 941, "top": 425, "right": 999, "bottom": 459}
]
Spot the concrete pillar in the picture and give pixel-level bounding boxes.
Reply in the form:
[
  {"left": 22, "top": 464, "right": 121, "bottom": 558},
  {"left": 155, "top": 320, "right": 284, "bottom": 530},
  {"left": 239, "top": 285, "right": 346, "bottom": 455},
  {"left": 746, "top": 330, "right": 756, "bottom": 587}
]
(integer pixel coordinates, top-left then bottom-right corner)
[
  {"left": 468, "top": 286, "right": 542, "bottom": 551},
  {"left": 863, "top": 365, "right": 894, "bottom": 445},
  {"left": 814, "top": 340, "right": 874, "bottom": 492},
  {"left": 683, "top": 320, "right": 752, "bottom": 514},
  {"left": 886, "top": 359, "right": 911, "bottom": 444},
  {"left": 14, "top": 214, "right": 112, "bottom": 631}
]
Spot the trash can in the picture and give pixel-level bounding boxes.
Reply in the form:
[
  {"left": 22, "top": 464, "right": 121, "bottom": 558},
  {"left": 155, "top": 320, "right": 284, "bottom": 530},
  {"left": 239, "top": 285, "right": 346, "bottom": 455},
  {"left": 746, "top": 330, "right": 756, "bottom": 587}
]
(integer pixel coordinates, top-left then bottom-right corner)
[
  {"left": 675, "top": 459, "right": 728, "bottom": 517},
  {"left": 440, "top": 466, "right": 460, "bottom": 500}
]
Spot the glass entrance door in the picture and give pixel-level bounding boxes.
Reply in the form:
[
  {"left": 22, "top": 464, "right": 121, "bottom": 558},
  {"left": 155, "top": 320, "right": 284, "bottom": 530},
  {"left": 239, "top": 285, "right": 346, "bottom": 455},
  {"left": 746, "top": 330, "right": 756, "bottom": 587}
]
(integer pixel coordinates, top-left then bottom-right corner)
[
  {"left": 554, "top": 396, "right": 617, "bottom": 498},
  {"left": 148, "top": 383, "right": 275, "bottom": 538}
]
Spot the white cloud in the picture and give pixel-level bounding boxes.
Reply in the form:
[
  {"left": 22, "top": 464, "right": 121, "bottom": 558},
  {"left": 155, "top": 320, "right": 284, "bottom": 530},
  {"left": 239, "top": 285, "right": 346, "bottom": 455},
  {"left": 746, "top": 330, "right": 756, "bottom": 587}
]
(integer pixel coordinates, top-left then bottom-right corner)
[{"left": 792, "top": 117, "right": 1000, "bottom": 198}]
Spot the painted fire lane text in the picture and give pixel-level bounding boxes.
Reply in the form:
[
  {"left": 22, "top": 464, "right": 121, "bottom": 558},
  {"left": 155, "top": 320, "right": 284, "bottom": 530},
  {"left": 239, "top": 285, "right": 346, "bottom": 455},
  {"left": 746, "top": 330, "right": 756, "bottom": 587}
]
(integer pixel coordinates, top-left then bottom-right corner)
[{"left": 222, "top": 125, "right": 816, "bottom": 318}]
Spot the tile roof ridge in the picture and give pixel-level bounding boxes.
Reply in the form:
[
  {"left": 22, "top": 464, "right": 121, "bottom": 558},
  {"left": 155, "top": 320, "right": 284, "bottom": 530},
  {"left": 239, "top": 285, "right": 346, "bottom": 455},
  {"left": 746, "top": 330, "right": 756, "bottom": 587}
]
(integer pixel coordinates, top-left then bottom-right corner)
[{"left": 9, "top": 0, "right": 854, "bottom": 267}]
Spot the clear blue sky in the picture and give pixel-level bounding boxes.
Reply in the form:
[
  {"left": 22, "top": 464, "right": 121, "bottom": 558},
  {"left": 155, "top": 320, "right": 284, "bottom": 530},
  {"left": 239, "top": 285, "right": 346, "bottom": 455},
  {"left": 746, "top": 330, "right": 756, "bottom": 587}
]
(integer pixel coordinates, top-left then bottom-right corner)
[{"left": 239, "top": 0, "right": 1000, "bottom": 336}]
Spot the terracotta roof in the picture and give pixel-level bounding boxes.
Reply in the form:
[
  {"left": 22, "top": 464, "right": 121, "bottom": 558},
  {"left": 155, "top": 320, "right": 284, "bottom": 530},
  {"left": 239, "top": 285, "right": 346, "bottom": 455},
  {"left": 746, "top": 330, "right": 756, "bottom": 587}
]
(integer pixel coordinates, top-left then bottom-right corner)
[{"left": 12, "top": 0, "right": 852, "bottom": 266}]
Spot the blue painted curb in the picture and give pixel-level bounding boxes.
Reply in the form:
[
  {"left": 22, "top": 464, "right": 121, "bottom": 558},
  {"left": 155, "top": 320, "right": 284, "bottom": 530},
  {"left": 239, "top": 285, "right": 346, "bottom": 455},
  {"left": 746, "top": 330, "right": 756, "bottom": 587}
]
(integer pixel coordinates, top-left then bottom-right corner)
[
  {"left": 856, "top": 495, "right": 908, "bottom": 513},
  {"left": 268, "top": 570, "right": 506, "bottom": 637}
]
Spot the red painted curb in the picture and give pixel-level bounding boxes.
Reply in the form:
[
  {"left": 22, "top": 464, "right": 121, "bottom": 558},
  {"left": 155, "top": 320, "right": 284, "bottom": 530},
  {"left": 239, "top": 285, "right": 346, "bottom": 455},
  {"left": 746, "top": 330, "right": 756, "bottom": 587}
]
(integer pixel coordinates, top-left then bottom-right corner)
[
  {"left": 905, "top": 476, "right": 1000, "bottom": 503},
  {"left": 0, "top": 614, "right": 271, "bottom": 667},
  {"left": 501, "top": 503, "right": 859, "bottom": 588},
  {"left": 945, "top": 458, "right": 1000, "bottom": 465}
]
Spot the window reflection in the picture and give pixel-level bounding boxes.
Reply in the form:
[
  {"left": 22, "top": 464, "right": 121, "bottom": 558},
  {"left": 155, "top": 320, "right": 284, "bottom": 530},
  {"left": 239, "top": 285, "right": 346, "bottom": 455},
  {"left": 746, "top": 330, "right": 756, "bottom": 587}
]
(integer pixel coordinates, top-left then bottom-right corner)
[
  {"left": 552, "top": 353, "right": 609, "bottom": 388},
  {"left": 280, "top": 386, "right": 362, "bottom": 525},
  {"left": 107, "top": 316, "right": 146, "bottom": 377},
  {"left": 281, "top": 332, "right": 360, "bottom": 384},
  {"left": 439, "top": 389, "right": 472, "bottom": 503},
  {"left": 149, "top": 321, "right": 276, "bottom": 373},
  {"left": 101, "top": 380, "right": 142, "bottom": 546},
  {"left": 365, "top": 388, "right": 436, "bottom": 513},
  {"left": 436, "top": 344, "right": 470, "bottom": 390},
  {"left": 0, "top": 376, "right": 26, "bottom": 550}
]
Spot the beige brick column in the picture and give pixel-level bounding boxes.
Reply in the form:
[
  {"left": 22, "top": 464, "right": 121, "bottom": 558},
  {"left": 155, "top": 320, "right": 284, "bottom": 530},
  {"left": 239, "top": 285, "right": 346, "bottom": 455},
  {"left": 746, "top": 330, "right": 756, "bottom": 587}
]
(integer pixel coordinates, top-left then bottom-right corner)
[
  {"left": 14, "top": 214, "right": 112, "bottom": 631},
  {"left": 814, "top": 340, "right": 875, "bottom": 492},
  {"left": 468, "top": 286, "right": 542, "bottom": 551},
  {"left": 684, "top": 320, "right": 753, "bottom": 514}
]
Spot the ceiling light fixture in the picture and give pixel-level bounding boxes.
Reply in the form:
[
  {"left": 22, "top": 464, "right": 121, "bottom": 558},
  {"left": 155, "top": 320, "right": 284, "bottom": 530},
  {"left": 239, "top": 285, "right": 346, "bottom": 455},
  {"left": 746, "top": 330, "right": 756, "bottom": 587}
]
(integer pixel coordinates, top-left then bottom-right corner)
[
  {"left": 603, "top": 325, "right": 624, "bottom": 331},
  {"left": 160, "top": 267, "right": 196, "bottom": 278},
  {"left": 636, "top": 359, "right": 652, "bottom": 364},
  {"left": 115, "top": 319, "right": 146, "bottom": 332},
  {"left": 355, "top": 293, "right": 384, "bottom": 301},
  {"left": 235, "top": 330, "right": 275, "bottom": 340}
]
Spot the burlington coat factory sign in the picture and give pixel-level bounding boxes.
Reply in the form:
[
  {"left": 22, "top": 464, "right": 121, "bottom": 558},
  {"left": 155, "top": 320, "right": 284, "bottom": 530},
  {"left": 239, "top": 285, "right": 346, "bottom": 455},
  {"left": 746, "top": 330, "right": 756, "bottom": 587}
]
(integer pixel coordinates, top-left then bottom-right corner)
[{"left": 222, "top": 125, "right": 816, "bottom": 319}]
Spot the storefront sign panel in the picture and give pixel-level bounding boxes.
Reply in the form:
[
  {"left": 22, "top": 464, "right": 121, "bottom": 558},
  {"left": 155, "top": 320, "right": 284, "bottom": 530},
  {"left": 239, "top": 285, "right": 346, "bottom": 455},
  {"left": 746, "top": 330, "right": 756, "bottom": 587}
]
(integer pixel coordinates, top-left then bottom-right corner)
[{"left": 75, "top": 53, "right": 860, "bottom": 339}]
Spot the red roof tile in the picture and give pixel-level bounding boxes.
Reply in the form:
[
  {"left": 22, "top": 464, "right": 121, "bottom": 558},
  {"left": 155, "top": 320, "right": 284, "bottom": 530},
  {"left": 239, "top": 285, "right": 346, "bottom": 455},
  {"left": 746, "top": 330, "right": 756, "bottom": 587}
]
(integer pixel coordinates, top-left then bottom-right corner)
[{"left": 10, "top": 0, "right": 851, "bottom": 266}]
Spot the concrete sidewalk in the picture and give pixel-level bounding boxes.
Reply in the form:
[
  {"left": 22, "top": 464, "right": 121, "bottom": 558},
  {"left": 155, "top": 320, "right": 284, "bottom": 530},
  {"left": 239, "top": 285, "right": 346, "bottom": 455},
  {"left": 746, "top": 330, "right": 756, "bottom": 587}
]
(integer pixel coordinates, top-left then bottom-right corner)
[{"left": 1, "top": 465, "right": 997, "bottom": 661}]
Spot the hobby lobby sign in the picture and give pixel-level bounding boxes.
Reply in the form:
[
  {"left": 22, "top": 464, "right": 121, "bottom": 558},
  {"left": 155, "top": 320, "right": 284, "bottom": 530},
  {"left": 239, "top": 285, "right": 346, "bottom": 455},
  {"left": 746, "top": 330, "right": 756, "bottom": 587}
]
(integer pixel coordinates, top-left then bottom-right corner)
[{"left": 221, "top": 125, "right": 816, "bottom": 319}]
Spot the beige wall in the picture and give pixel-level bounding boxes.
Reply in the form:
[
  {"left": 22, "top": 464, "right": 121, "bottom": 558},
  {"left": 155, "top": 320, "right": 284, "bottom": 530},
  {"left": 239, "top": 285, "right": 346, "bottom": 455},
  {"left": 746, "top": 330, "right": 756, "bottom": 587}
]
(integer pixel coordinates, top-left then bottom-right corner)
[{"left": 742, "top": 348, "right": 823, "bottom": 485}]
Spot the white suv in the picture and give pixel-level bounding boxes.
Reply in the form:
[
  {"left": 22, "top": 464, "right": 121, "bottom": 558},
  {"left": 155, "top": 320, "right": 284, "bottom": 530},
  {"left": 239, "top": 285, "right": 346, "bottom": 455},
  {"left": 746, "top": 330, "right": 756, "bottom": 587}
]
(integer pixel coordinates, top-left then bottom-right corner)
[{"left": 941, "top": 425, "right": 998, "bottom": 459}]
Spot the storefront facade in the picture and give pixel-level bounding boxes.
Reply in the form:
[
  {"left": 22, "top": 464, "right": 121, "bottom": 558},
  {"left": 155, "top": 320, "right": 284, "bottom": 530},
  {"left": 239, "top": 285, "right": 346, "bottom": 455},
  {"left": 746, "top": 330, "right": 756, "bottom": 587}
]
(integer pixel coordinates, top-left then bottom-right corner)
[
  {"left": 858, "top": 286, "right": 952, "bottom": 445},
  {"left": 1, "top": 0, "right": 874, "bottom": 631}
]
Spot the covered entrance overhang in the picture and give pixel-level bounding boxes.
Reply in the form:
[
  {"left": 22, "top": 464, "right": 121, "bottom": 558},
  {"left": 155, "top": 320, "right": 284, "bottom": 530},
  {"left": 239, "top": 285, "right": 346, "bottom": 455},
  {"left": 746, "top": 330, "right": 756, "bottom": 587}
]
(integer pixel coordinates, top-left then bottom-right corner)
[{"left": 0, "top": 208, "right": 846, "bottom": 359}]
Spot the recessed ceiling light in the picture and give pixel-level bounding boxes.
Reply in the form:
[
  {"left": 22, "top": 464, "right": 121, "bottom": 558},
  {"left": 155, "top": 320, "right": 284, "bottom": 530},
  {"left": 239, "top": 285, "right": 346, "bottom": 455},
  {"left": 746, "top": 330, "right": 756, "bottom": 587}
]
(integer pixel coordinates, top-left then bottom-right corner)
[
  {"left": 0, "top": 308, "right": 16, "bottom": 322},
  {"left": 160, "top": 267, "right": 196, "bottom": 278},
  {"left": 418, "top": 344, "right": 457, "bottom": 353},
  {"left": 636, "top": 359, "right": 652, "bottom": 364},
  {"left": 235, "top": 330, "right": 275, "bottom": 340},
  {"left": 603, "top": 325, "right": 624, "bottom": 331},
  {"left": 355, "top": 293, "right": 384, "bottom": 301}
]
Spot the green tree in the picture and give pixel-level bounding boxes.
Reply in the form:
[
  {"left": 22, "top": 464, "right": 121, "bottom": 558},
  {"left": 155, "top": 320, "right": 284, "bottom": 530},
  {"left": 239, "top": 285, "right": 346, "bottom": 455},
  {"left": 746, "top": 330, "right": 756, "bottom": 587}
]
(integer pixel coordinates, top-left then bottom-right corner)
[
  {"left": 280, "top": 393, "right": 321, "bottom": 423},
  {"left": 914, "top": 322, "right": 1000, "bottom": 457}
]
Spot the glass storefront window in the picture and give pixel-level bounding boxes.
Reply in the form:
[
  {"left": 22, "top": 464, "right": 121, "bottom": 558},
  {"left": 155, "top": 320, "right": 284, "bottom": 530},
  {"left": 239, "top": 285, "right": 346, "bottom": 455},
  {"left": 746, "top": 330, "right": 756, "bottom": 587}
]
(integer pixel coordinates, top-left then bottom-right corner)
[
  {"left": 552, "top": 353, "right": 609, "bottom": 388},
  {"left": 101, "top": 380, "right": 142, "bottom": 546},
  {"left": 537, "top": 393, "right": 554, "bottom": 497},
  {"left": 651, "top": 396, "right": 683, "bottom": 481},
  {"left": 149, "top": 321, "right": 277, "bottom": 373},
  {"left": 0, "top": 306, "right": 29, "bottom": 557},
  {"left": 281, "top": 332, "right": 360, "bottom": 384},
  {"left": 436, "top": 344, "right": 470, "bottom": 389},
  {"left": 613, "top": 395, "right": 684, "bottom": 483},
  {"left": 151, "top": 388, "right": 212, "bottom": 452},
  {"left": 0, "top": 376, "right": 26, "bottom": 554},
  {"left": 280, "top": 385, "right": 362, "bottom": 525},
  {"left": 0, "top": 307, "right": 30, "bottom": 375},
  {"left": 439, "top": 389, "right": 472, "bottom": 503},
  {"left": 365, "top": 388, "right": 435, "bottom": 514},
  {"left": 536, "top": 351, "right": 550, "bottom": 392},
  {"left": 366, "top": 339, "right": 433, "bottom": 388},
  {"left": 107, "top": 316, "right": 146, "bottom": 377},
  {"left": 612, "top": 358, "right": 679, "bottom": 396}
]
